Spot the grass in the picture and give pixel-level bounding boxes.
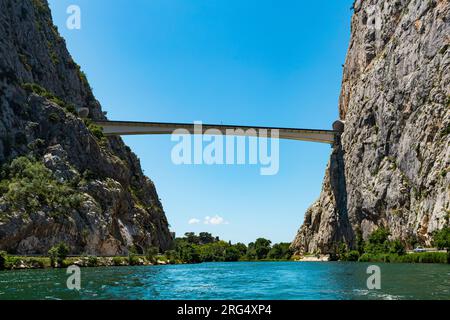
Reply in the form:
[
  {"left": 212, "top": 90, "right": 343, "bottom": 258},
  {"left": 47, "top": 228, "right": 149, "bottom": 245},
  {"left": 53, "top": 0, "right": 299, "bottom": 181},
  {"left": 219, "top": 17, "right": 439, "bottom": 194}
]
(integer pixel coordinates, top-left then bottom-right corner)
[{"left": 4, "top": 256, "right": 51, "bottom": 269}]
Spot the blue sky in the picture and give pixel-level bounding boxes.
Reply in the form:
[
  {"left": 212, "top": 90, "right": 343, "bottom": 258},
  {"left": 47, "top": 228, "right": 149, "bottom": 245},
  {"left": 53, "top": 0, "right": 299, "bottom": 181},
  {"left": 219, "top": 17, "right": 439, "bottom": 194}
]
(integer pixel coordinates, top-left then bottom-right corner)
[{"left": 48, "top": 0, "right": 353, "bottom": 244}]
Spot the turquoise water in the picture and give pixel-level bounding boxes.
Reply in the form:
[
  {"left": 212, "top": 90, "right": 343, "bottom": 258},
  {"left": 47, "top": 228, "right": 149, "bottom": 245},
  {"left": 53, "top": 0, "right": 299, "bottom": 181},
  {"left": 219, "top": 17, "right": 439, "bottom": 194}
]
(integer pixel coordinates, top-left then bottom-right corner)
[{"left": 0, "top": 262, "right": 449, "bottom": 300}]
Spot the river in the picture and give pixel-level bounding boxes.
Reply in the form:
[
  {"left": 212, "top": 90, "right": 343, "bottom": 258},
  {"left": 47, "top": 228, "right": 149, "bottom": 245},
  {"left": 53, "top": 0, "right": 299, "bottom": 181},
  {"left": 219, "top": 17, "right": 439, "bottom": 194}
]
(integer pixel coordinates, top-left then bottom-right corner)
[{"left": 0, "top": 262, "right": 449, "bottom": 300}]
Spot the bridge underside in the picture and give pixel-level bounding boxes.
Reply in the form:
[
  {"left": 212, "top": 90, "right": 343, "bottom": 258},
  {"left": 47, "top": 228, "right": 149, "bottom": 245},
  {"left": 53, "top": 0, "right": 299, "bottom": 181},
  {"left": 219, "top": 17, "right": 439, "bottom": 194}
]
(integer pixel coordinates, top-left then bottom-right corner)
[{"left": 94, "top": 121, "right": 337, "bottom": 144}]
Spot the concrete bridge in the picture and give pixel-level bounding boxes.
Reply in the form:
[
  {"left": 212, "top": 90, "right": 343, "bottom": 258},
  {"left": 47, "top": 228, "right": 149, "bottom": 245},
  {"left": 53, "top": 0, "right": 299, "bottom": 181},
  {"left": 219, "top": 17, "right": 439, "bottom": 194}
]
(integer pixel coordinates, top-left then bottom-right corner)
[{"left": 94, "top": 120, "right": 344, "bottom": 144}]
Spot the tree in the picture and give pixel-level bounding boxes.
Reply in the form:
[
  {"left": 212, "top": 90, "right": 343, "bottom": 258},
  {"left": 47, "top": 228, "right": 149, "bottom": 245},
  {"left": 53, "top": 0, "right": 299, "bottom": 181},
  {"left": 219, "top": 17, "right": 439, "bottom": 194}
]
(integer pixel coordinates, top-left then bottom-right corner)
[
  {"left": 432, "top": 228, "right": 450, "bottom": 251},
  {"left": 364, "top": 227, "right": 391, "bottom": 254},
  {"left": 198, "top": 241, "right": 229, "bottom": 262},
  {"left": 165, "top": 250, "right": 177, "bottom": 264},
  {"left": 254, "top": 238, "right": 272, "bottom": 260},
  {"left": 345, "top": 250, "right": 360, "bottom": 262},
  {"left": 267, "top": 243, "right": 293, "bottom": 260},
  {"left": 145, "top": 246, "right": 159, "bottom": 263},
  {"left": 234, "top": 243, "right": 247, "bottom": 256},
  {"left": 198, "top": 232, "right": 216, "bottom": 245},
  {"left": 48, "top": 243, "right": 69, "bottom": 267},
  {"left": 224, "top": 246, "right": 241, "bottom": 262},
  {"left": 389, "top": 240, "right": 406, "bottom": 255},
  {"left": 184, "top": 232, "right": 200, "bottom": 244},
  {"left": 175, "top": 239, "right": 201, "bottom": 263}
]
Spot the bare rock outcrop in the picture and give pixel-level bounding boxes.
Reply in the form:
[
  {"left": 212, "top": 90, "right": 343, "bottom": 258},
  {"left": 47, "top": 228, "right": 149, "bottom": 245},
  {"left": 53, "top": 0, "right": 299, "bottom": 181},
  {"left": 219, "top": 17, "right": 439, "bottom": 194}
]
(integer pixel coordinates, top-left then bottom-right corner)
[
  {"left": 0, "top": 0, "right": 173, "bottom": 255},
  {"left": 292, "top": 0, "right": 450, "bottom": 254}
]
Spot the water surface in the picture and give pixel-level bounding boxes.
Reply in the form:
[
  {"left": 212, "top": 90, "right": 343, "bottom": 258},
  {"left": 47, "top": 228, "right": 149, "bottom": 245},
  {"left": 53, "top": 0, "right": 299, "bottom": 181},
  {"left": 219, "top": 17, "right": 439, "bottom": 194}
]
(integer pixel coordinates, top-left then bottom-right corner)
[{"left": 0, "top": 262, "right": 449, "bottom": 300}]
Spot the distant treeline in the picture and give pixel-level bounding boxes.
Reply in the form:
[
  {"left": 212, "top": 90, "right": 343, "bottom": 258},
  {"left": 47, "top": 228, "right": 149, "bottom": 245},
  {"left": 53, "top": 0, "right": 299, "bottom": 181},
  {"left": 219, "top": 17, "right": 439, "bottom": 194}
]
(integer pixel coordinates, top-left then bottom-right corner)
[{"left": 167, "top": 232, "right": 294, "bottom": 263}]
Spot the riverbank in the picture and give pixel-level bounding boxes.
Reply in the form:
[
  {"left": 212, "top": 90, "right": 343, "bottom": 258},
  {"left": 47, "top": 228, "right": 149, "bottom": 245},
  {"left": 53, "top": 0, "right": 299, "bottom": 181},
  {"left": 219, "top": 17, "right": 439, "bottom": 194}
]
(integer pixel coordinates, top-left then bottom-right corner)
[
  {"left": 0, "top": 254, "right": 175, "bottom": 270},
  {"left": 295, "top": 254, "right": 330, "bottom": 262},
  {"left": 1, "top": 252, "right": 448, "bottom": 271},
  {"left": 292, "top": 252, "right": 449, "bottom": 264},
  {"left": 0, "top": 255, "right": 300, "bottom": 271}
]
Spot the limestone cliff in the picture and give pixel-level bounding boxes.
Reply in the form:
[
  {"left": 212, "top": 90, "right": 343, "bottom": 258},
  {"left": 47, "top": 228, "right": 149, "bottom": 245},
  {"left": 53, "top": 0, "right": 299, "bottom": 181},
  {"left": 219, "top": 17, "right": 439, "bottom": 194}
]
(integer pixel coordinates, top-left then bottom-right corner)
[
  {"left": 292, "top": 0, "right": 450, "bottom": 254},
  {"left": 0, "top": 0, "right": 173, "bottom": 254}
]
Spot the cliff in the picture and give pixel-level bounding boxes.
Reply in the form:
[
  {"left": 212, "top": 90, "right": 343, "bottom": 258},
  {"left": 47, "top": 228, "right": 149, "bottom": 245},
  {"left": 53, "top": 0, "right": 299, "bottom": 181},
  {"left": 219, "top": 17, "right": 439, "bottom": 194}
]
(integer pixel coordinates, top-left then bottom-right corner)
[
  {"left": 0, "top": 0, "right": 173, "bottom": 255},
  {"left": 292, "top": 0, "right": 450, "bottom": 253}
]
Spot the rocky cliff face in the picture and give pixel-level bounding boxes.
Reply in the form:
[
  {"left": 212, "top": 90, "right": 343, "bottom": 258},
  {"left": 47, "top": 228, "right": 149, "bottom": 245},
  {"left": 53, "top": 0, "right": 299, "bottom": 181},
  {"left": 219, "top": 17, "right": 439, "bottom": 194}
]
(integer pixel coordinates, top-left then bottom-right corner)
[
  {"left": 292, "top": 0, "right": 450, "bottom": 254},
  {"left": 0, "top": 0, "right": 173, "bottom": 255}
]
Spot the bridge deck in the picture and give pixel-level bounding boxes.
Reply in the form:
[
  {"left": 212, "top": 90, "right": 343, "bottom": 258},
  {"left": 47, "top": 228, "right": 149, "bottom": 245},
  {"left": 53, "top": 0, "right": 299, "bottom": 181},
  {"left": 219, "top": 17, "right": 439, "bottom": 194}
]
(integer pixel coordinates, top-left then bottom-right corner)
[{"left": 94, "top": 120, "right": 337, "bottom": 144}]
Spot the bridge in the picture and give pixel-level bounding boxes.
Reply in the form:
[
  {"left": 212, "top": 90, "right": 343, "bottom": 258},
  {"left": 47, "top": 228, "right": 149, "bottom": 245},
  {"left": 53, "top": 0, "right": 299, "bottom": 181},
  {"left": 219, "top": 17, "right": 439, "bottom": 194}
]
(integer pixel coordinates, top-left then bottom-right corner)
[{"left": 94, "top": 120, "right": 345, "bottom": 144}]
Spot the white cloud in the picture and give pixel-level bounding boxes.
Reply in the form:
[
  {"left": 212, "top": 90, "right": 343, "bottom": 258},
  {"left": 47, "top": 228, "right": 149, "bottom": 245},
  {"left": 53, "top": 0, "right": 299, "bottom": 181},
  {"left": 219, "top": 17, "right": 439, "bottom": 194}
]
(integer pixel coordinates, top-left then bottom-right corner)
[
  {"left": 204, "top": 215, "right": 229, "bottom": 225},
  {"left": 188, "top": 218, "right": 200, "bottom": 225}
]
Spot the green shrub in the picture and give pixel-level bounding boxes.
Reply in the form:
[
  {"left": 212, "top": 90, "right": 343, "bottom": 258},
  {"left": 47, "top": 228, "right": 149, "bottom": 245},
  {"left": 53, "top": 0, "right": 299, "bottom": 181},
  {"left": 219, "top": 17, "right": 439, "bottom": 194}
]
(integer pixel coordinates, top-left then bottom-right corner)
[
  {"left": 128, "top": 252, "right": 140, "bottom": 266},
  {"left": 21, "top": 82, "right": 77, "bottom": 115},
  {"left": 389, "top": 240, "right": 406, "bottom": 255},
  {"left": 364, "top": 227, "right": 391, "bottom": 254},
  {"left": 145, "top": 246, "right": 159, "bottom": 264},
  {"left": 0, "top": 157, "right": 85, "bottom": 217},
  {"left": 267, "top": 243, "right": 293, "bottom": 260},
  {"left": 432, "top": 228, "right": 450, "bottom": 250},
  {"left": 254, "top": 238, "right": 272, "bottom": 260},
  {"left": 5, "top": 256, "right": 22, "bottom": 269},
  {"left": 88, "top": 123, "right": 104, "bottom": 140},
  {"left": 441, "top": 123, "right": 450, "bottom": 137},
  {"left": 62, "top": 257, "right": 78, "bottom": 267},
  {"left": 28, "top": 257, "right": 49, "bottom": 268},
  {"left": 48, "top": 243, "right": 69, "bottom": 267},
  {"left": 358, "top": 252, "right": 447, "bottom": 264},
  {"left": 345, "top": 250, "right": 360, "bottom": 262},
  {"left": 112, "top": 257, "right": 126, "bottom": 266},
  {"left": 164, "top": 250, "right": 177, "bottom": 264},
  {"left": 358, "top": 253, "right": 371, "bottom": 262},
  {"left": 224, "top": 246, "right": 241, "bottom": 262},
  {"left": 86, "top": 256, "right": 99, "bottom": 267}
]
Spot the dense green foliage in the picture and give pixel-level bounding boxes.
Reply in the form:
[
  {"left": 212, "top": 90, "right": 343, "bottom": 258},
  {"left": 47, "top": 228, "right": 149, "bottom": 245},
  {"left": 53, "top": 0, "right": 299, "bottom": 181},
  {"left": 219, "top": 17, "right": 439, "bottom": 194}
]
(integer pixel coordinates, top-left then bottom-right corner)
[
  {"left": 86, "top": 256, "right": 99, "bottom": 267},
  {"left": 364, "top": 227, "right": 391, "bottom": 254},
  {"left": 171, "top": 233, "right": 293, "bottom": 263},
  {"left": 338, "top": 227, "right": 449, "bottom": 264},
  {"left": 0, "top": 157, "right": 84, "bottom": 217},
  {"left": 432, "top": 227, "right": 450, "bottom": 251},
  {"left": 267, "top": 243, "right": 293, "bottom": 260},
  {"left": 145, "top": 246, "right": 159, "bottom": 264},
  {"left": 83, "top": 119, "right": 105, "bottom": 141},
  {"left": 358, "top": 252, "right": 448, "bottom": 264},
  {"left": 48, "top": 243, "right": 69, "bottom": 267},
  {"left": 344, "top": 250, "right": 360, "bottom": 262},
  {"left": 252, "top": 238, "right": 272, "bottom": 260},
  {"left": 128, "top": 251, "right": 141, "bottom": 266}
]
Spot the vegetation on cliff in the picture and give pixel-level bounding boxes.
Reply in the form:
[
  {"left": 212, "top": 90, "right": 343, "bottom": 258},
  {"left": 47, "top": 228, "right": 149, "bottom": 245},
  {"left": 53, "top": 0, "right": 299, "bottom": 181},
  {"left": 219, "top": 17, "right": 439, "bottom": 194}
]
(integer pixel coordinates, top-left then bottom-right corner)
[{"left": 0, "top": 156, "right": 85, "bottom": 219}]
